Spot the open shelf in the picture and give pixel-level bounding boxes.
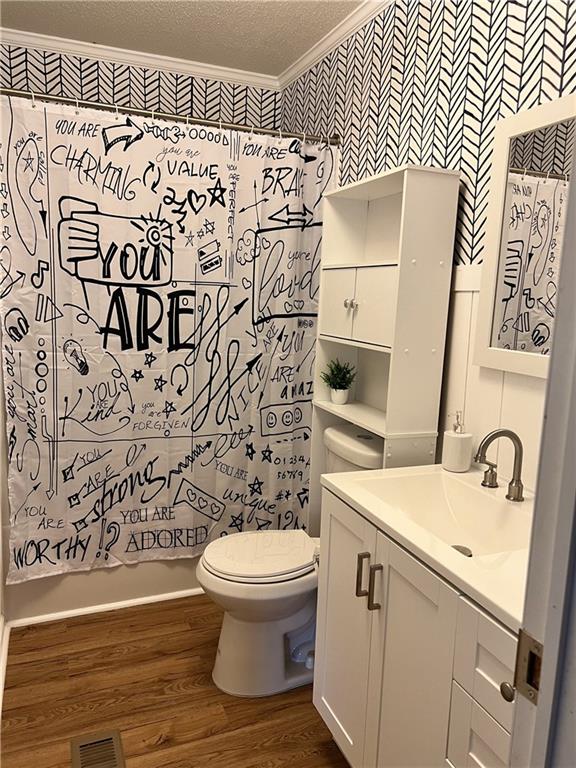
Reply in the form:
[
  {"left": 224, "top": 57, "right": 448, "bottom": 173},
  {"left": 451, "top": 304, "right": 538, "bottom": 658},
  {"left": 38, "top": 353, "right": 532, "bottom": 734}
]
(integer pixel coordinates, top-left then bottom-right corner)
[
  {"left": 318, "top": 334, "right": 392, "bottom": 353},
  {"left": 322, "top": 260, "right": 398, "bottom": 270},
  {"left": 313, "top": 399, "right": 388, "bottom": 438}
]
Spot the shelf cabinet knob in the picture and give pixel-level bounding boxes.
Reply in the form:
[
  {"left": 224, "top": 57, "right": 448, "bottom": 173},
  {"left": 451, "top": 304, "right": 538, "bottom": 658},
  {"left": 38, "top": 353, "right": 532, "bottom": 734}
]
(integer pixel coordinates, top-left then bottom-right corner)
[
  {"left": 500, "top": 682, "right": 516, "bottom": 702},
  {"left": 344, "top": 298, "right": 351, "bottom": 309}
]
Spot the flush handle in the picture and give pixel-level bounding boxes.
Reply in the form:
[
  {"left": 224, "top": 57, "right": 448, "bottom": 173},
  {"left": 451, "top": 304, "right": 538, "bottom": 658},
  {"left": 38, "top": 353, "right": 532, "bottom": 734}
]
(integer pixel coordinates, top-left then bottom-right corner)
[
  {"left": 367, "top": 564, "right": 383, "bottom": 610},
  {"left": 355, "top": 552, "right": 370, "bottom": 597}
]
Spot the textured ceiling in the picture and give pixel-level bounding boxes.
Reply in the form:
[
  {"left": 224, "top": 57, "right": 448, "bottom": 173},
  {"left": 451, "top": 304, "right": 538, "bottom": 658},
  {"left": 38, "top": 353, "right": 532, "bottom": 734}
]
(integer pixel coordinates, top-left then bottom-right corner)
[{"left": 0, "top": 0, "right": 363, "bottom": 75}]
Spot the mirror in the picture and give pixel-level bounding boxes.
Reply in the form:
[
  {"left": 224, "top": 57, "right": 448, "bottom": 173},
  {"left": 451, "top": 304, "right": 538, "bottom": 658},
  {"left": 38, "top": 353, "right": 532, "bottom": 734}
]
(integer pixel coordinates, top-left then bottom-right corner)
[{"left": 476, "top": 95, "right": 576, "bottom": 378}]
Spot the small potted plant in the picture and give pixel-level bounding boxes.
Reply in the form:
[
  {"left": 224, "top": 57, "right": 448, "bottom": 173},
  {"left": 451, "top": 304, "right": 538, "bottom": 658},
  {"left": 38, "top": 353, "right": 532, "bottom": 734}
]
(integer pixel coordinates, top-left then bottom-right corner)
[{"left": 320, "top": 359, "right": 357, "bottom": 405}]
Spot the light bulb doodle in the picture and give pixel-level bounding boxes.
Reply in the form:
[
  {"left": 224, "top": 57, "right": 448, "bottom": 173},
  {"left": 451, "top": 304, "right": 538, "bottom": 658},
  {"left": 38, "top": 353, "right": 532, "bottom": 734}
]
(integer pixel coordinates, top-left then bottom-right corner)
[{"left": 63, "top": 339, "right": 89, "bottom": 375}]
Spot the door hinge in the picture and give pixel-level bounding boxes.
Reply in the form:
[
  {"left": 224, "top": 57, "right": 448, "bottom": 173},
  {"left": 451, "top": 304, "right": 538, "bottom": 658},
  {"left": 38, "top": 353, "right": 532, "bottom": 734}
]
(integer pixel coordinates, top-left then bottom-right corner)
[{"left": 514, "top": 628, "right": 543, "bottom": 705}]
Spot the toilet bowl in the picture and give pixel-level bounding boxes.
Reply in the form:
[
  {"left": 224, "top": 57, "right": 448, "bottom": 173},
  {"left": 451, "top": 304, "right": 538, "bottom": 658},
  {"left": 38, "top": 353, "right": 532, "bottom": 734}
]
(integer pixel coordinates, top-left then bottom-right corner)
[{"left": 196, "top": 529, "right": 319, "bottom": 697}]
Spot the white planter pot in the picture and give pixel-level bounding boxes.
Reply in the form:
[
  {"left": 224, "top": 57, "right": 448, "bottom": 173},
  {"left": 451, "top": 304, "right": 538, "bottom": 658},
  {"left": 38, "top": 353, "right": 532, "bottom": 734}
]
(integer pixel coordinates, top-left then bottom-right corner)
[{"left": 330, "top": 389, "right": 349, "bottom": 405}]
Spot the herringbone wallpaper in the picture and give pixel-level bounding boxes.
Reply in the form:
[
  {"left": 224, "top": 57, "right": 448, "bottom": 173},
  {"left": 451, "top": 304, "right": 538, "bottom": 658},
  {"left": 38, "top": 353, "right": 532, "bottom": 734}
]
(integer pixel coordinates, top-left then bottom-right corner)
[
  {"left": 281, "top": 0, "right": 576, "bottom": 265},
  {"left": 0, "top": 44, "right": 281, "bottom": 129}
]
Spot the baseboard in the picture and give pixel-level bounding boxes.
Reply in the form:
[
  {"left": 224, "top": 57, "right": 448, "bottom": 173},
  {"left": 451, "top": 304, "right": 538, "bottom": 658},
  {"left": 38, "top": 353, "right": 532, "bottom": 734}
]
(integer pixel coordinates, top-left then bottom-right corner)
[
  {"left": 7, "top": 586, "right": 205, "bottom": 628},
  {"left": 0, "top": 616, "right": 10, "bottom": 717}
]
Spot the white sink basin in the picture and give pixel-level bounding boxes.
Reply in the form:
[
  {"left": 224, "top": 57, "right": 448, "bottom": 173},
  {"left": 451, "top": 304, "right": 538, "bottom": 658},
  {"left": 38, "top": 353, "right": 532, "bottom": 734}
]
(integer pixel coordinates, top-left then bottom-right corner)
[{"left": 342, "top": 469, "right": 532, "bottom": 556}]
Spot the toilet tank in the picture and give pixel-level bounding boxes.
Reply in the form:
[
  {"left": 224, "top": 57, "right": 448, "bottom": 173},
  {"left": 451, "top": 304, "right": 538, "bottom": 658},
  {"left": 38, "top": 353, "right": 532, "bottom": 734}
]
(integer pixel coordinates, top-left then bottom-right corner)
[{"left": 323, "top": 424, "right": 384, "bottom": 473}]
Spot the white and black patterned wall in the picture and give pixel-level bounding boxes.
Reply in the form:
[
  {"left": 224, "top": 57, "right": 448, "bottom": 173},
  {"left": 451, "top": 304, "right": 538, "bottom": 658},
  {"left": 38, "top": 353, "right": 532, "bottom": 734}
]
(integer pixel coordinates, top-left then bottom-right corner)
[
  {"left": 281, "top": 0, "right": 576, "bottom": 265},
  {"left": 509, "top": 119, "right": 575, "bottom": 176},
  {"left": 0, "top": 44, "right": 281, "bottom": 129}
]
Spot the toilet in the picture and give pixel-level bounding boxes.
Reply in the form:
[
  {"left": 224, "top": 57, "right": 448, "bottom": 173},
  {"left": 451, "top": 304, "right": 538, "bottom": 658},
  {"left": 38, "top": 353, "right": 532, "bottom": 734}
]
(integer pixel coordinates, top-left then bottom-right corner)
[{"left": 196, "top": 424, "right": 384, "bottom": 697}]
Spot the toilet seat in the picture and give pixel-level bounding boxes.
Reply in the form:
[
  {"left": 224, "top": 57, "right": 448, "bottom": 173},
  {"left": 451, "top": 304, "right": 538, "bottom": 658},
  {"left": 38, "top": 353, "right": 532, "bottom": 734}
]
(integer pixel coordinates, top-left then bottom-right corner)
[{"left": 201, "top": 529, "right": 318, "bottom": 584}]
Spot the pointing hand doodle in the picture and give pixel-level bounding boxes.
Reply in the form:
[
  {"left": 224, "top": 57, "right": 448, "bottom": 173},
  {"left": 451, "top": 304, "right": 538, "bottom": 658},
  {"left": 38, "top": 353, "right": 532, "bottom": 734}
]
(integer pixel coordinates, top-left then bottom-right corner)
[{"left": 58, "top": 198, "right": 99, "bottom": 279}]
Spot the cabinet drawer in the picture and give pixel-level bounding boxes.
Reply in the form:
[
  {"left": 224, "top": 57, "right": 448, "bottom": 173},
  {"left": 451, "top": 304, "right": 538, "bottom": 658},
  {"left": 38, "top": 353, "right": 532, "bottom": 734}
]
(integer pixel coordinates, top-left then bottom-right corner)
[
  {"left": 454, "top": 598, "right": 517, "bottom": 732},
  {"left": 447, "top": 682, "right": 511, "bottom": 768}
]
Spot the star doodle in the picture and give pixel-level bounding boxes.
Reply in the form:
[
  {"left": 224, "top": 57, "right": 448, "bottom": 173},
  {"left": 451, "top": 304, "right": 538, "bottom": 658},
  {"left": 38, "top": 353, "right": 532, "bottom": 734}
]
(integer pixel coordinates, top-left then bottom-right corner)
[
  {"left": 256, "top": 517, "right": 272, "bottom": 530},
  {"left": 261, "top": 445, "right": 273, "bottom": 463},
  {"left": 23, "top": 151, "right": 35, "bottom": 171},
  {"left": 207, "top": 177, "right": 227, "bottom": 207},
  {"left": 245, "top": 442, "right": 256, "bottom": 460},
  {"left": 131, "top": 369, "right": 144, "bottom": 382},
  {"left": 185, "top": 230, "right": 194, "bottom": 247},
  {"left": 248, "top": 476, "right": 264, "bottom": 497},
  {"left": 203, "top": 218, "right": 215, "bottom": 235},
  {"left": 229, "top": 512, "right": 244, "bottom": 532},
  {"left": 296, "top": 488, "right": 309, "bottom": 509},
  {"left": 154, "top": 375, "right": 167, "bottom": 392},
  {"left": 197, "top": 228, "right": 205, "bottom": 239},
  {"left": 144, "top": 352, "right": 157, "bottom": 368},
  {"left": 163, "top": 400, "right": 176, "bottom": 418}
]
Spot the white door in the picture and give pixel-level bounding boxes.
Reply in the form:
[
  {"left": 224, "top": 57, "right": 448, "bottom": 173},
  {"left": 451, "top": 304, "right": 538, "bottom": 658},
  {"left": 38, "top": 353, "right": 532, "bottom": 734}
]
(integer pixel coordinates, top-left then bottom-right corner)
[
  {"left": 318, "top": 267, "right": 356, "bottom": 339},
  {"left": 314, "top": 490, "right": 377, "bottom": 767},
  {"left": 352, "top": 266, "right": 398, "bottom": 347},
  {"left": 371, "top": 536, "right": 459, "bottom": 768}
]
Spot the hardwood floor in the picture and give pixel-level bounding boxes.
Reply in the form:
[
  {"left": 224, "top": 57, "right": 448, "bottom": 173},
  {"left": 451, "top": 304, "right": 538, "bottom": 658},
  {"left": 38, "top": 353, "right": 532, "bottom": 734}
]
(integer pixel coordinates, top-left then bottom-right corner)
[{"left": 1, "top": 594, "right": 348, "bottom": 768}]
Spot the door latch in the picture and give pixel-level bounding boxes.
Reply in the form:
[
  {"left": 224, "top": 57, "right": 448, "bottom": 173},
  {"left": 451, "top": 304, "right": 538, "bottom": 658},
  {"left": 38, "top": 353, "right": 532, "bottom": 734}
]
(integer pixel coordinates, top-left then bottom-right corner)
[{"left": 514, "top": 628, "right": 543, "bottom": 705}]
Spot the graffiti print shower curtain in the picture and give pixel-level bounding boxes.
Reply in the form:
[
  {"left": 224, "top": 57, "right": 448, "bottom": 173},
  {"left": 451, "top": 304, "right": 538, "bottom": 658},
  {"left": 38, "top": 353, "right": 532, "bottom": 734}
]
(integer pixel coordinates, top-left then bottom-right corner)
[{"left": 0, "top": 96, "right": 334, "bottom": 583}]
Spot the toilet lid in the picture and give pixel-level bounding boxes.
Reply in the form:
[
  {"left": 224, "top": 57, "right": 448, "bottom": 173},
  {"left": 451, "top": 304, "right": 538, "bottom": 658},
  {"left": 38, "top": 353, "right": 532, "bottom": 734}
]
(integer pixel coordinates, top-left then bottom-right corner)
[{"left": 202, "top": 530, "right": 318, "bottom": 583}]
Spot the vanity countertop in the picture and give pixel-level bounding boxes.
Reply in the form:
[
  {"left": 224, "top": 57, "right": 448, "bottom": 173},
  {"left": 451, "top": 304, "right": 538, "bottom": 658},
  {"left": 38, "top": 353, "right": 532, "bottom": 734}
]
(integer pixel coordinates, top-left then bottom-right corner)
[{"left": 321, "top": 464, "right": 533, "bottom": 633}]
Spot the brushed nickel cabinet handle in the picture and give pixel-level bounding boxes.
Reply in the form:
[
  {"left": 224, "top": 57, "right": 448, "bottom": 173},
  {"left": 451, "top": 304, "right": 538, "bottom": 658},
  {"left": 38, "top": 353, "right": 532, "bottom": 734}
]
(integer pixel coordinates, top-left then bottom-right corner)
[
  {"left": 368, "top": 564, "right": 383, "bottom": 610},
  {"left": 355, "top": 552, "right": 370, "bottom": 597},
  {"left": 500, "top": 682, "right": 516, "bottom": 702}
]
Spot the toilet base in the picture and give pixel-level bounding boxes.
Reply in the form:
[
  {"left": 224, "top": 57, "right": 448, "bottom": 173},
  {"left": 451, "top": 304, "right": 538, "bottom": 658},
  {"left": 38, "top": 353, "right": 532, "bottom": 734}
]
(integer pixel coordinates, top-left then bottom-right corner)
[{"left": 212, "top": 594, "right": 316, "bottom": 697}]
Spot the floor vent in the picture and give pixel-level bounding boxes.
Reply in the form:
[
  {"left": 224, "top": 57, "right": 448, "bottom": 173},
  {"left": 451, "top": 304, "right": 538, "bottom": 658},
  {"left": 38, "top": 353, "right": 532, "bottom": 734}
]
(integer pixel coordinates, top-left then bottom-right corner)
[{"left": 71, "top": 730, "right": 125, "bottom": 768}]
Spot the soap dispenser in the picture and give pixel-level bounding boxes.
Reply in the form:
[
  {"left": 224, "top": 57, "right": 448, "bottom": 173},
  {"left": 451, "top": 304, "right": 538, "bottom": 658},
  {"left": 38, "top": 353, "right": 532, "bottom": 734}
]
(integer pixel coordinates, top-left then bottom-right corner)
[{"left": 442, "top": 411, "right": 472, "bottom": 473}]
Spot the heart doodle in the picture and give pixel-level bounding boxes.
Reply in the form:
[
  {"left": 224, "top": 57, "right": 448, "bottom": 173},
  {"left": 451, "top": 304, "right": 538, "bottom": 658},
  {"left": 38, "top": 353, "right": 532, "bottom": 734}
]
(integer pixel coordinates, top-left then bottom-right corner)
[
  {"left": 284, "top": 301, "right": 293, "bottom": 313},
  {"left": 198, "top": 496, "right": 208, "bottom": 509},
  {"left": 187, "top": 189, "right": 207, "bottom": 215},
  {"left": 294, "top": 300, "right": 304, "bottom": 310},
  {"left": 242, "top": 277, "right": 252, "bottom": 289},
  {"left": 186, "top": 489, "right": 197, "bottom": 504}
]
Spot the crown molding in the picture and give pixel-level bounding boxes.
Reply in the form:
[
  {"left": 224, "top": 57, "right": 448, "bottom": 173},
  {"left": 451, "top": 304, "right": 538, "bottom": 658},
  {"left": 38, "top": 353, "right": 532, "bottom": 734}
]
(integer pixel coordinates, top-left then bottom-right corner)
[
  {"left": 0, "top": 1, "right": 391, "bottom": 94},
  {"left": 277, "top": 0, "right": 392, "bottom": 88},
  {"left": 0, "top": 27, "right": 280, "bottom": 91}
]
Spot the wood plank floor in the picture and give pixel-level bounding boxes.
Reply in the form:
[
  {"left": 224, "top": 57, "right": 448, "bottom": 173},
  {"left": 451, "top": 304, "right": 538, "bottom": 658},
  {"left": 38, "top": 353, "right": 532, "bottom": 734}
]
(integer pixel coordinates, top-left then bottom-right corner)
[{"left": 1, "top": 594, "right": 348, "bottom": 768}]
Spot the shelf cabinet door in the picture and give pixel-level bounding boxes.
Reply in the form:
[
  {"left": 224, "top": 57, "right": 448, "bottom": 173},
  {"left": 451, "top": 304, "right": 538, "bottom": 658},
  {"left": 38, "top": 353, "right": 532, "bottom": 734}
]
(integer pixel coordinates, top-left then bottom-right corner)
[
  {"left": 447, "top": 682, "right": 511, "bottom": 768},
  {"left": 314, "top": 491, "right": 377, "bottom": 767},
  {"left": 352, "top": 266, "right": 398, "bottom": 347},
  {"left": 318, "top": 268, "right": 356, "bottom": 339},
  {"left": 369, "top": 536, "right": 459, "bottom": 768}
]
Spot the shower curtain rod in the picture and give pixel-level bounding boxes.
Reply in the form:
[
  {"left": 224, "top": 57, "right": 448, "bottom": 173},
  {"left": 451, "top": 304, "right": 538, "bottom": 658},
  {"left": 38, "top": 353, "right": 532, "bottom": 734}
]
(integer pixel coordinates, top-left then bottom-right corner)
[
  {"left": 0, "top": 86, "right": 340, "bottom": 145},
  {"left": 509, "top": 166, "right": 569, "bottom": 181}
]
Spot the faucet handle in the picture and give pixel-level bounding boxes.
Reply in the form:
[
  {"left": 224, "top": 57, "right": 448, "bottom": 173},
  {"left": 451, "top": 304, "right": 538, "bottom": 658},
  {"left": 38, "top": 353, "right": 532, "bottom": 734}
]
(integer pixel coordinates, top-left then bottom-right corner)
[{"left": 474, "top": 454, "right": 499, "bottom": 488}]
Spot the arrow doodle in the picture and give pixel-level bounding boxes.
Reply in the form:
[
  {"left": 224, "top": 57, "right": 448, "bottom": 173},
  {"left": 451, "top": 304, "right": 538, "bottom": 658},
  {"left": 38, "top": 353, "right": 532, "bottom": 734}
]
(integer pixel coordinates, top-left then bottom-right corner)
[{"left": 102, "top": 118, "right": 144, "bottom": 154}]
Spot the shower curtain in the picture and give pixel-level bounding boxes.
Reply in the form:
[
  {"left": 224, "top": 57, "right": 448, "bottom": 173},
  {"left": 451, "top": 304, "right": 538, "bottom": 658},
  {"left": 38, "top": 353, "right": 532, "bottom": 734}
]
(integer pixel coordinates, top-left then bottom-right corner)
[
  {"left": 0, "top": 95, "right": 334, "bottom": 583},
  {"left": 493, "top": 172, "right": 570, "bottom": 354}
]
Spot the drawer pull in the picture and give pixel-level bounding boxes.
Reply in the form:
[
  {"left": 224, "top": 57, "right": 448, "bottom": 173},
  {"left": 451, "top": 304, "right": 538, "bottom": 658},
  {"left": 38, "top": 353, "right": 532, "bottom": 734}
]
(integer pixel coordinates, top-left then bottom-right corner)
[
  {"left": 355, "top": 552, "right": 370, "bottom": 597},
  {"left": 368, "top": 564, "right": 383, "bottom": 610},
  {"left": 500, "top": 681, "right": 516, "bottom": 702}
]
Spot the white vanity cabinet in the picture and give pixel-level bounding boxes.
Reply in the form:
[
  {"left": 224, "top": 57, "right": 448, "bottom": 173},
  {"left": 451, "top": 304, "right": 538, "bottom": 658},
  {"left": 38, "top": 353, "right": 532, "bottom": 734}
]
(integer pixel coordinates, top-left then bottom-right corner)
[
  {"left": 314, "top": 490, "right": 459, "bottom": 768},
  {"left": 315, "top": 489, "right": 520, "bottom": 768}
]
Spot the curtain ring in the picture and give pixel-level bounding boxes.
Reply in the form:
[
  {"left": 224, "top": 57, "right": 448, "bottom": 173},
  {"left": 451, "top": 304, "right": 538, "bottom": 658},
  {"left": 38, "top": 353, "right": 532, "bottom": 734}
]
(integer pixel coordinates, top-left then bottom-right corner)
[
  {"left": 522, "top": 168, "right": 527, "bottom": 180},
  {"left": 114, "top": 103, "right": 119, "bottom": 121},
  {"left": 75, "top": 98, "right": 80, "bottom": 115},
  {"left": 302, "top": 131, "right": 306, "bottom": 146},
  {"left": 219, "top": 118, "right": 223, "bottom": 134},
  {"left": 151, "top": 108, "right": 155, "bottom": 121},
  {"left": 248, "top": 124, "right": 255, "bottom": 141},
  {"left": 278, "top": 127, "right": 283, "bottom": 145},
  {"left": 30, "top": 90, "right": 36, "bottom": 109},
  {"left": 185, "top": 113, "right": 189, "bottom": 126}
]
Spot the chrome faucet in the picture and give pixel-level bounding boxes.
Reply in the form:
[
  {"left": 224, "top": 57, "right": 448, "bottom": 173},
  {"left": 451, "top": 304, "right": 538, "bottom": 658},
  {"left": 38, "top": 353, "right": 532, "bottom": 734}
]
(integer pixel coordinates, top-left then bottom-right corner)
[{"left": 474, "top": 429, "right": 524, "bottom": 502}]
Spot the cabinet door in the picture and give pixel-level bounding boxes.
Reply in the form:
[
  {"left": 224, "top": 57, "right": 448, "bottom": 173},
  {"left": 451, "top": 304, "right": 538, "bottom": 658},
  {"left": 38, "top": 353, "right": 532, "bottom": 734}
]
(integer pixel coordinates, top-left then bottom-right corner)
[
  {"left": 314, "top": 491, "right": 377, "bottom": 767},
  {"left": 454, "top": 598, "right": 517, "bottom": 732},
  {"left": 352, "top": 266, "right": 398, "bottom": 347},
  {"left": 369, "top": 536, "right": 459, "bottom": 768},
  {"left": 318, "top": 268, "right": 356, "bottom": 339},
  {"left": 447, "top": 682, "right": 511, "bottom": 768}
]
